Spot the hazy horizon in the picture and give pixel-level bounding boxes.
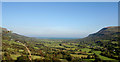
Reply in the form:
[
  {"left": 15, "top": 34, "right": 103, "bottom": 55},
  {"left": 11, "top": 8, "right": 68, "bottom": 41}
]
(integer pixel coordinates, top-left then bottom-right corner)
[{"left": 2, "top": 2, "right": 118, "bottom": 38}]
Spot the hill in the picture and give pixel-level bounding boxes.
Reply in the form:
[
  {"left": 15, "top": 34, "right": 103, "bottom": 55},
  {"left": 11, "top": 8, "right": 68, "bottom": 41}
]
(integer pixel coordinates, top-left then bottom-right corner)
[
  {"left": 81, "top": 26, "right": 120, "bottom": 41},
  {"left": 1, "top": 27, "right": 39, "bottom": 43}
]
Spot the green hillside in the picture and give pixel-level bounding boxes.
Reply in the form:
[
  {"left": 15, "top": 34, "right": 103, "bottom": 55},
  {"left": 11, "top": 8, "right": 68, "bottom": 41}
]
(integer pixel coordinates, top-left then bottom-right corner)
[{"left": 83, "top": 26, "right": 120, "bottom": 41}]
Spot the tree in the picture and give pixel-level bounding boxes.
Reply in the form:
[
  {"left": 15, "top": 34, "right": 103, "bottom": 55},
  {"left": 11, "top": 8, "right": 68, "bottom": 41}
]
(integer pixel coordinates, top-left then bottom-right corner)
[
  {"left": 93, "top": 53, "right": 101, "bottom": 62},
  {"left": 87, "top": 55, "right": 91, "bottom": 59},
  {"left": 4, "top": 52, "right": 12, "bottom": 60},
  {"left": 16, "top": 55, "right": 30, "bottom": 62}
]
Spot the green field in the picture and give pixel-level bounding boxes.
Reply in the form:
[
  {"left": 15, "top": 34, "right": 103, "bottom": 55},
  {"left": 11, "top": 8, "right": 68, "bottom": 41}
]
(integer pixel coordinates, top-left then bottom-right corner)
[
  {"left": 93, "top": 51, "right": 116, "bottom": 60},
  {"left": 80, "top": 48, "right": 91, "bottom": 53}
]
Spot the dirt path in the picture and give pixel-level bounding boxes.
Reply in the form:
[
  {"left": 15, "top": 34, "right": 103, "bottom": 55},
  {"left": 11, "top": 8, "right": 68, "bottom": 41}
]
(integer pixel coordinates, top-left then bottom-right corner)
[
  {"left": 22, "top": 43, "right": 32, "bottom": 61},
  {"left": 17, "top": 41, "right": 32, "bottom": 61}
]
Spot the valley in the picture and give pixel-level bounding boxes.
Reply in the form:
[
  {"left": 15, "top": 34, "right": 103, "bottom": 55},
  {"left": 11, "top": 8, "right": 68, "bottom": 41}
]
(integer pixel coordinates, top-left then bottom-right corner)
[{"left": 1, "top": 26, "right": 120, "bottom": 62}]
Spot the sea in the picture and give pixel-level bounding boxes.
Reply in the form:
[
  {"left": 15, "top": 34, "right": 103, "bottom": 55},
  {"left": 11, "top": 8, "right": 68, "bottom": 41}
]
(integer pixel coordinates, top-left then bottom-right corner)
[{"left": 35, "top": 37, "right": 80, "bottom": 39}]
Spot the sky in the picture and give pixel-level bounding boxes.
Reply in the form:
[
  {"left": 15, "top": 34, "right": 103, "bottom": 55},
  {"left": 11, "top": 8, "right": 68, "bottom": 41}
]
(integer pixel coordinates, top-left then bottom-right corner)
[
  {"left": 2, "top": 0, "right": 120, "bottom": 2},
  {"left": 2, "top": 2, "right": 118, "bottom": 38}
]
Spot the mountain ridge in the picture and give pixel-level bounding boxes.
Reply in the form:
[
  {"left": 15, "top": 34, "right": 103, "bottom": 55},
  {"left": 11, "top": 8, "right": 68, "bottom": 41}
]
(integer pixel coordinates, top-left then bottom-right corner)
[
  {"left": 1, "top": 26, "right": 120, "bottom": 41},
  {"left": 81, "top": 26, "right": 120, "bottom": 41}
]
